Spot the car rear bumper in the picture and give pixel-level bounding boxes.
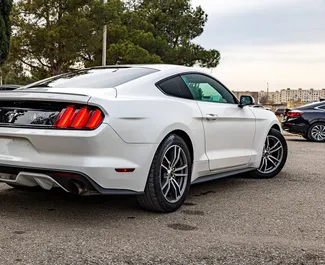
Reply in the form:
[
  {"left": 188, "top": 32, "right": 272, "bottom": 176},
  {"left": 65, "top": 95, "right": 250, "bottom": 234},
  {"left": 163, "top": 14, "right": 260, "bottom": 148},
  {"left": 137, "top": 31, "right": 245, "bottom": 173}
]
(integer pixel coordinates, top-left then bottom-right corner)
[
  {"left": 0, "top": 124, "right": 158, "bottom": 193},
  {"left": 281, "top": 121, "right": 308, "bottom": 135}
]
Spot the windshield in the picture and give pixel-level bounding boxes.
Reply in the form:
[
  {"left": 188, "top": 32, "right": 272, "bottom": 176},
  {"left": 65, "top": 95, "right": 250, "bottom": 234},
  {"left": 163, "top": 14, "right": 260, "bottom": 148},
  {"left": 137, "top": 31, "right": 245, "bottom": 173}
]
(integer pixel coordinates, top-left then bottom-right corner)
[{"left": 24, "top": 67, "right": 159, "bottom": 89}]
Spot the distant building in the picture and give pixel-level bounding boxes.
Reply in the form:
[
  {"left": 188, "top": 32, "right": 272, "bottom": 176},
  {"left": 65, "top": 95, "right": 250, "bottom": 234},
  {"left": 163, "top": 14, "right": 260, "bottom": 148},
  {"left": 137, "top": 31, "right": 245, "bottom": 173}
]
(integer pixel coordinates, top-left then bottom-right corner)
[{"left": 246, "top": 88, "right": 325, "bottom": 105}]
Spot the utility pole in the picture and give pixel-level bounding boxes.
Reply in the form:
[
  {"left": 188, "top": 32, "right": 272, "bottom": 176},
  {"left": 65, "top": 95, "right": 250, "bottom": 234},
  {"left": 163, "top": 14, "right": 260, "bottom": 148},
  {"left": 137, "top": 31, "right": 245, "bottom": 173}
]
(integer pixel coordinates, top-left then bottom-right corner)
[
  {"left": 102, "top": 0, "right": 108, "bottom": 66},
  {"left": 267, "top": 82, "right": 269, "bottom": 103}
]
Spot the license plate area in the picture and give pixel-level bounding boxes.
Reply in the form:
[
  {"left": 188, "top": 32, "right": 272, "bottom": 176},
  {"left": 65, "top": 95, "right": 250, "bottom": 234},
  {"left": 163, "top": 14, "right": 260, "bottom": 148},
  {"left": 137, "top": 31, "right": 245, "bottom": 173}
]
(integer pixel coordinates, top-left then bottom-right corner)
[{"left": 0, "top": 172, "right": 17, "bottom": 181}]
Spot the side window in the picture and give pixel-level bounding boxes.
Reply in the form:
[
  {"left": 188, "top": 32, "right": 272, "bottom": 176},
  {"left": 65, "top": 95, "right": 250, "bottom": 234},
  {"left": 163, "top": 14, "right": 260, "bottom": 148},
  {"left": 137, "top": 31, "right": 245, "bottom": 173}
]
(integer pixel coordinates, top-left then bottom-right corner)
[
  {"left": 319, "top": 105, "right": 325, "bottom": 110},
  {"left": 157, "top": 76, "right": 193, "bottom": 100},
  {"left": 181, "top": 74, "right": 237, "bottom": 104}
]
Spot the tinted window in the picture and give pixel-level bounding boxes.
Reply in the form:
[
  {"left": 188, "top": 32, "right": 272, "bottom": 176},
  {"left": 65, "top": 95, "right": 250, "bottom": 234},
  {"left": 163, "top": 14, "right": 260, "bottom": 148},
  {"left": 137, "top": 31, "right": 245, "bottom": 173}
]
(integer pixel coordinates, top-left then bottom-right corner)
[
  {"left": 24, "top": 67, "right": 158, "bottom": 89},
  {"left": 181, "top": 74, "right": 237, "bottom": 104},
  {"left": 158, "top": 76, "right": 193, "bottom": 99}
]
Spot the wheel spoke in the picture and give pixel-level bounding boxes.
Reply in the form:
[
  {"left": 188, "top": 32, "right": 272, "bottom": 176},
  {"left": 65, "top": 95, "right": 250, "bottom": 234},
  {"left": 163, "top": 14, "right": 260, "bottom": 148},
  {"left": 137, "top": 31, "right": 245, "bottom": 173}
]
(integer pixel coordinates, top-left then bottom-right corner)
[
  {"left": 171, "top": 146, "right": 181, "bottom": 168},
  {"left": 161, "top": 179, "right": 169, "bottom": 190},
  {"left": 266, "top": 136, "right": 270, "bottom": 149},
  {"left": 263, "top": 157, "right": 268, "bottom": 171},
  {"left": 174, "top": 165, "right": 188, "bottom": 172},
  {"left": 260, "top": 156, "right": 268, "bottom": 172},
  {"left": 269, "top": 155, "right": 280, "bottom": 163},
  {"left": 267, "top": 156, "right": 277, "bottom": 167},
  {"left": 161, "top": 164, "right": 169, "bottom": 171},
  {"left": 163, "top": 155, "right": 171, "bottom": 166},
  {"left": 269, "top": 140, "right": 281, "bottom": 152},
  {"left": 171, "top": 178, "right": 181, "bottom": 197},
  {"left": 174, "top": 173, "right": 187, "bottom": 177},
  {"left": 163, "top": 180, "right": 171, "bottom": 197},
  {"left": 259, "top": 156, "right": 265, "bottom": 170},
  {"left": 270, "top": 145, "right": 282, "bottom": 154}
]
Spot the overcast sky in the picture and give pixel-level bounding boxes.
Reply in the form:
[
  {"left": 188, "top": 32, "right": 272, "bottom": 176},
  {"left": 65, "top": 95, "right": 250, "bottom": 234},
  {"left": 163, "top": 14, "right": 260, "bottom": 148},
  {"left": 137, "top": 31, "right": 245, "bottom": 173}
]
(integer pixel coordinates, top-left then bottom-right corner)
[{"left": 191, "top": 0, "right": 325, "bottom": 91}]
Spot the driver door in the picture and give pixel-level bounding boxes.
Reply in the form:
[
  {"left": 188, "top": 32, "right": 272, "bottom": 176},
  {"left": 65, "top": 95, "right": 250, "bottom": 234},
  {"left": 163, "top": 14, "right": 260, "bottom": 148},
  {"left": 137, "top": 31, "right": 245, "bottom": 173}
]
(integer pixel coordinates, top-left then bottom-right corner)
[{"left": 181, "top": 73, "right": 256, "bottom": 171}]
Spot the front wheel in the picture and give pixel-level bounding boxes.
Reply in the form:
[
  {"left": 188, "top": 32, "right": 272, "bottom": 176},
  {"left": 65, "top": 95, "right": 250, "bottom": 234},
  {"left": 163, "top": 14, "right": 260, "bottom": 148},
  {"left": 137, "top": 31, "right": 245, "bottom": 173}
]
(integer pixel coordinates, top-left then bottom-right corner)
[
  {"left": 249, "top": 128, "right": 288, "bottom": 179},
  {"left": 137, "top": 134, "right": 192, "bottom": 213}
]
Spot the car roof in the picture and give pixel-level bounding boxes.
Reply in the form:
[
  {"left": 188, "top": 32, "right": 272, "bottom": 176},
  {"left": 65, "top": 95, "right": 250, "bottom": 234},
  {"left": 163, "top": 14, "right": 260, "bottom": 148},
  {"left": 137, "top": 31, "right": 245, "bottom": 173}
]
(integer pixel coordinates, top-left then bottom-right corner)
[
  {"left": 296, "top": 101, "right": 325, "bottom": 110},
  {"left": 89, "top": 64, "right": 197, "bottom": 73}
]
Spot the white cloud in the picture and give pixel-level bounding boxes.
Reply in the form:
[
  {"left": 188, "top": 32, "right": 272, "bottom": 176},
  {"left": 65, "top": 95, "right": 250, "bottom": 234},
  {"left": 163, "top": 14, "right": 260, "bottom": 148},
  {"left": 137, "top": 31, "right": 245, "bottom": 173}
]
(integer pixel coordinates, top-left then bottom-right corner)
[
  {"left": 210, "top": 44, "right": 325, "bottom": 91},
  {"left": 191, "top": 0, "right": 325, "bottom": 91}
]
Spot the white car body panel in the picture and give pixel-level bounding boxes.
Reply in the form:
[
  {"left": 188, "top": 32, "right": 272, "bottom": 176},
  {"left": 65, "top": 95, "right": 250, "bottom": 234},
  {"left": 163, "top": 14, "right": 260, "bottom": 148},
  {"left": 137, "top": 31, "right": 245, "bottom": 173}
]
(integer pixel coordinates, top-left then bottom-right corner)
[{"left": 0, "top": 64, "right": 282, "bottom": 194}]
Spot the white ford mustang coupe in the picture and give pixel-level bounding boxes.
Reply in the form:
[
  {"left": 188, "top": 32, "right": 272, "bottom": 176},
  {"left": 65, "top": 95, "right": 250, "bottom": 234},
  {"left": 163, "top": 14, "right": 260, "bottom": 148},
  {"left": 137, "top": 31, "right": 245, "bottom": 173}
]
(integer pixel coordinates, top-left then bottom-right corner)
[{"left": 0, "top": 64, "right": 287, "bottom": 212}]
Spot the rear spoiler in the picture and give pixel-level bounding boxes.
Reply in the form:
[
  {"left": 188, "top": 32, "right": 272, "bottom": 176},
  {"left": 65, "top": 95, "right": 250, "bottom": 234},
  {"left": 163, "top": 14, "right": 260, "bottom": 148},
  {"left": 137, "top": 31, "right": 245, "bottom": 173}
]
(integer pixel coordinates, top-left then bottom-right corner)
[{"left": 0, "top": 91, "right": 90, "bottom": 104}]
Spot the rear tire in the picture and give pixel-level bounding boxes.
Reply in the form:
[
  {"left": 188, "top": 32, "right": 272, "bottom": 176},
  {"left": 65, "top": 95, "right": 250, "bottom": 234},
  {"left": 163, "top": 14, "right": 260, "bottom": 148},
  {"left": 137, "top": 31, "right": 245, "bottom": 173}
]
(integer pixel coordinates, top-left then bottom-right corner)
[
  {"left": 137, "top": 134, "right": 192, "bottom": 213},
  {"left": 308, "top": 122, "right": 325, "bottom": 142},
  {"left": 249, "top": 128, "right": 288, "bottom": 179}
]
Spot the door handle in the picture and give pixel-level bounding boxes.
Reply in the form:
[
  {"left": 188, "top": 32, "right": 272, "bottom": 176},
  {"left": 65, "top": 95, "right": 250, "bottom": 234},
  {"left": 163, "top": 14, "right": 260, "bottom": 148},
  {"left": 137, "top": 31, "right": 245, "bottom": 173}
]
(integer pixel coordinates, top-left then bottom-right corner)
[{"left": 206, "top": 114, "right": 218, "bottom": 121}]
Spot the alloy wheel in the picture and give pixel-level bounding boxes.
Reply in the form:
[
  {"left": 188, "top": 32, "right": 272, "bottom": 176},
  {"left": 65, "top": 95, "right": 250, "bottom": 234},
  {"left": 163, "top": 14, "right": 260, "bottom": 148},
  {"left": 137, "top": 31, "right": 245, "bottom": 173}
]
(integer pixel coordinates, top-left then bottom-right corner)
[
  {"left": 160, "top": 145, "right": 189, "bottom": 203},
  {"left": 257, "top": 135, "right": 284, "bottom": 174},
  {"left": 311, "top": 124, "right": 325, "bottom": 141}
]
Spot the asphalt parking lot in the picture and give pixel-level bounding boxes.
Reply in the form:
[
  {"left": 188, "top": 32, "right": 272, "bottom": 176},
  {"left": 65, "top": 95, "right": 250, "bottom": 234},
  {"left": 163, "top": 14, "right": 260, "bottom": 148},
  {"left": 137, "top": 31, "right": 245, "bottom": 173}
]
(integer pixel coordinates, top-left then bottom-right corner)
[{"left": 0, "top": 137, "right": 324, "bottom": 265}]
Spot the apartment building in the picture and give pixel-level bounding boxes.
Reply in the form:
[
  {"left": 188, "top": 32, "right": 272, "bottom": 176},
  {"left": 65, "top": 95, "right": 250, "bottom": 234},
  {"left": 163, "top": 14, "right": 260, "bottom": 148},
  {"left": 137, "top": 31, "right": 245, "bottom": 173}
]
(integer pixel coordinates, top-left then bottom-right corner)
[{"left": 259, "top": 88, "right": 325, "bottom": 104}]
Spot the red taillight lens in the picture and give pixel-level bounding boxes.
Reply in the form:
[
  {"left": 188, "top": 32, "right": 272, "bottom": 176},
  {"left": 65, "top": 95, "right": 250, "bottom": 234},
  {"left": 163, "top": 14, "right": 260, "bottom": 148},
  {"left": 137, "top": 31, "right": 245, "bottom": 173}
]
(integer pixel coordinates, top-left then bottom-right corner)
[
  {"left": 71, "top": 107, "right": 91, "bottom": 129},
  {"left": 86, "top": 109, "right": 103, "bottom": 129},
  {"left": 54, "top": 106, "right": 76, "bottom": 128},
  {"left": 54, "top": 105, "right": 103, "bottom": 129},
  {"left": 286, "top": 111, "right": 302, "bottom": 117}
]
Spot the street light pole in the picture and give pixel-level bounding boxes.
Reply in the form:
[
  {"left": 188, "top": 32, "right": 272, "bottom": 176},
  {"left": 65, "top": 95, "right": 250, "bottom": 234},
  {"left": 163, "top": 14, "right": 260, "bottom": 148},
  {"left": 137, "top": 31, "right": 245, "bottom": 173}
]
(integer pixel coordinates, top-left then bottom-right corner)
[{"left": 102, "top": 0, "right": 107, "bottom": 66}]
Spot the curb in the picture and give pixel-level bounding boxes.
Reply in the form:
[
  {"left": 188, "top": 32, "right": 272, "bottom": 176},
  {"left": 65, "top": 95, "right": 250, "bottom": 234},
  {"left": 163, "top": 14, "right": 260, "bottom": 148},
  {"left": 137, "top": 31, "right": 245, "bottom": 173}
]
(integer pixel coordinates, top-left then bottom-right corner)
[{"left": 283, "top": 133, "right": 300, "bottom": 137}]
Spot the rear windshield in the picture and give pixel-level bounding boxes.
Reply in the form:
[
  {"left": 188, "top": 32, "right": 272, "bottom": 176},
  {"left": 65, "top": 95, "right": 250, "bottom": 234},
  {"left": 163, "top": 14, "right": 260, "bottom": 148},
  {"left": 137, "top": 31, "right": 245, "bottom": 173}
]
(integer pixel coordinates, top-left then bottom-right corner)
[
  {"left": 24, "top": 67, "right": 159, "bottom": 89},
  {"left": 297, "top": 102, "right": 325, "bottom": 110}
]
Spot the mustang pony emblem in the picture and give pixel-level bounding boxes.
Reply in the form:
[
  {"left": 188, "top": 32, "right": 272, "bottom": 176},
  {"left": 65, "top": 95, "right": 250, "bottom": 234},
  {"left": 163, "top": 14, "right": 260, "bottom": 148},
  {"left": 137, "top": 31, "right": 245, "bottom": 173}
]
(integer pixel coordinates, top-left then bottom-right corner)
[{"left": 5, "top": 110, "right": 24, "bottom": 123}]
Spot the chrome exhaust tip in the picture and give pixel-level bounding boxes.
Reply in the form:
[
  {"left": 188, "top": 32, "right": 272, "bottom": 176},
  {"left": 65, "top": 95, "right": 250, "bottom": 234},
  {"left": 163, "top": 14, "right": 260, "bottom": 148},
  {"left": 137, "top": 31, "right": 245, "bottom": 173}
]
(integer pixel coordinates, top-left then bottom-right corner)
[{"left": 69, "top": 180, "right": 88, "bottom": 195}]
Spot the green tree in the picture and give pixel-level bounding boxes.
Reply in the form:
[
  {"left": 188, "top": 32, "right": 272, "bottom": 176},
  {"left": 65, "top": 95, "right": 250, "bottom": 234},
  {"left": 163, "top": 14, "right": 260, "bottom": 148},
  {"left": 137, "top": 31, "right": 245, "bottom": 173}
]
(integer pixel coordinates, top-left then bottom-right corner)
[
  {"left": 134, "top": 0, "right": 220, "bottom": 68},
  {"left": 11, "top": 0, "right": 122, "bottom": 79},
  {"left": 0, "top": 0, "right": 13, "bottom": 66},
  {"left": 9, "top": 0, "right": 220, "bottom": 82},
  {"left": 87, "top": 0, "right": 220, "bottom": 68}
]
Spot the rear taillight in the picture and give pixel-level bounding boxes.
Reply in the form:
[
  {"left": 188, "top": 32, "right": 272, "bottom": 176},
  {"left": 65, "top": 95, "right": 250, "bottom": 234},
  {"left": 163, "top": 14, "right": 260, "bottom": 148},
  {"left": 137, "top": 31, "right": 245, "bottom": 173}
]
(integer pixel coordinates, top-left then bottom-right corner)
[
  {"left": 54, "top": 105, "right": 103, "bottom": 129},
  {"left": 286, "top": 111, "right": 302, "bottom": 117}
]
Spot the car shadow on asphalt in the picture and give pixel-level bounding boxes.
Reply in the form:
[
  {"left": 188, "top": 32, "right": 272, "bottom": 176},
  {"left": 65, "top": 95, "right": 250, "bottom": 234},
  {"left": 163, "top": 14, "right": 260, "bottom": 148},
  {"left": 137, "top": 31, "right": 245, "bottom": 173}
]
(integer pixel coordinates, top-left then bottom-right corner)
[{"left": 0, "top": 176, "right": 258, "bottom": 220}]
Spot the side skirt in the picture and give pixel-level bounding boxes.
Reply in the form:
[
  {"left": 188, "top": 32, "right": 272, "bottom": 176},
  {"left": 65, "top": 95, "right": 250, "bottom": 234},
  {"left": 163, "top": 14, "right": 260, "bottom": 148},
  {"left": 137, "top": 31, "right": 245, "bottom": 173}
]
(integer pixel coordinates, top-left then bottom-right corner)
[{"left": 191, "top": 167, "right": 255, "bottom": 185}]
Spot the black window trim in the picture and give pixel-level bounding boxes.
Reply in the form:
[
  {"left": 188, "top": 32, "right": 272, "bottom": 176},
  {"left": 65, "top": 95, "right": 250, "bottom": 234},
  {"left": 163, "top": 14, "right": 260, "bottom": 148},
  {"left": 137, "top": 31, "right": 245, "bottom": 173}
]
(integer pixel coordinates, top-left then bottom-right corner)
[{"left": 155, "top": 71, "right": 239, "bottom": 104}]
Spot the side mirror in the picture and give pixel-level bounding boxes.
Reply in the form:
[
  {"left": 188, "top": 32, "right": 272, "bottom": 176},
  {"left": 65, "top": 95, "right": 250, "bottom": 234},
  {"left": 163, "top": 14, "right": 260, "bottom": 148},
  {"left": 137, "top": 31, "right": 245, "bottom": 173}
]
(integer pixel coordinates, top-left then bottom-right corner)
[{"left": 239, "top": 95, "right": 255, "bottom": 107}]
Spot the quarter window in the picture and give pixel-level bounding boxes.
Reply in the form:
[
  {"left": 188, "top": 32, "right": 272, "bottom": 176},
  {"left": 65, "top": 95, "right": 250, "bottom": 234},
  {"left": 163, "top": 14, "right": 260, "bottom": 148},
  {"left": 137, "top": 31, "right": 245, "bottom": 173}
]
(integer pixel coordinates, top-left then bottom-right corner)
[
  {"left": 157, "top": 76, "right": 193, "bottom": 99},
  {"left": 181, "top": 74, "right": 237, "bottom": 104}
]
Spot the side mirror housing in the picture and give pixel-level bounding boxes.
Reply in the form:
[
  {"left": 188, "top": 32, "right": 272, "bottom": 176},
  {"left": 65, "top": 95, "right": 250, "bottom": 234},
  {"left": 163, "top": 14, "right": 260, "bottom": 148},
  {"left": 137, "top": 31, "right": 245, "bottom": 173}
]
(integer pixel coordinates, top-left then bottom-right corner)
[{"left": 239, "top": 95, "right": 255, "bottom": 107}]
